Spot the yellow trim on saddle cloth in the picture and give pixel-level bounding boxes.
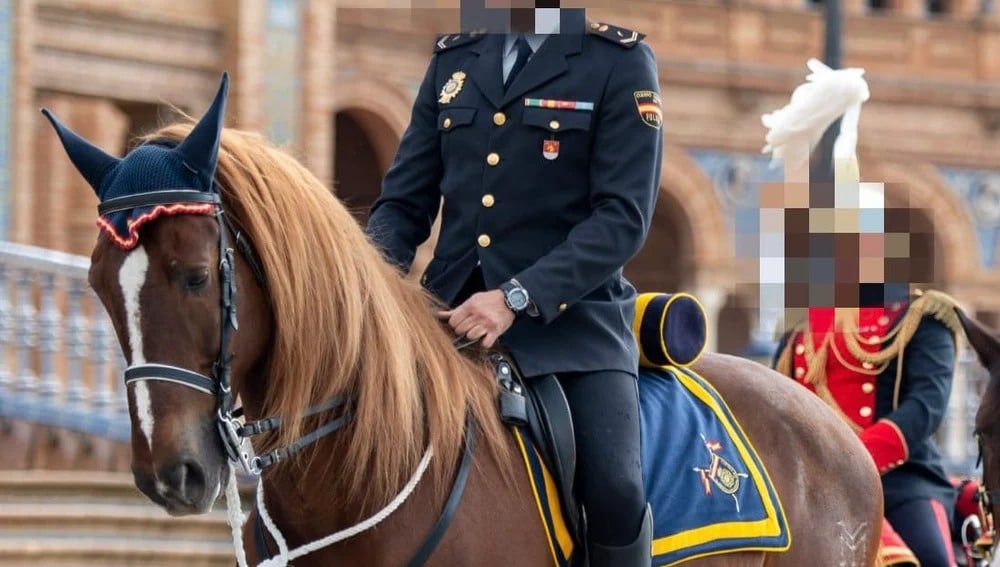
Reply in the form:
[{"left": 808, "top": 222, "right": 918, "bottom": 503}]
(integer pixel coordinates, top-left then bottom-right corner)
[
  {"left": 512, "top": 427, "right": 574, "bottom": 567},
  {"left": 653, "top": 368, "right": 792, "bottom": 567},
  {"left": 653, "top": 367, "right": 791, "bottom": 562}
]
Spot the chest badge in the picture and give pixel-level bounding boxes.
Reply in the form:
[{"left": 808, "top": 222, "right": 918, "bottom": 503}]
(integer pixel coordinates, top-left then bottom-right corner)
[
  {"left": 438, "top": 71, "right": 466, "bottom": 104},
  {"left": 542, "top": 139, "right": 560, "bottom": 160}
]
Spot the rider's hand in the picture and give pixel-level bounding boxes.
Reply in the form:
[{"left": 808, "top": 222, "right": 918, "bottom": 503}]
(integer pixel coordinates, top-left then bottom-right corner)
[{"left": 438, "top": 290, "right": 515, "bottom": 349}]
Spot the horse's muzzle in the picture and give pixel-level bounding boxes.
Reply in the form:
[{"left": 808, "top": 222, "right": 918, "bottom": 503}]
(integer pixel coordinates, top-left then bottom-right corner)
[{"left": 149, "top": 457, "right": 219, "bottom": 516}]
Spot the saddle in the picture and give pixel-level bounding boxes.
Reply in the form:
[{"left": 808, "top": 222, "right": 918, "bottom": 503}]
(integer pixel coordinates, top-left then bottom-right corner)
[
  {"left": 485, "top": 292, "right": 710, "bottom": 550},
  {"left": 490, "top": 352, "right": 585, "bottom": 543}
]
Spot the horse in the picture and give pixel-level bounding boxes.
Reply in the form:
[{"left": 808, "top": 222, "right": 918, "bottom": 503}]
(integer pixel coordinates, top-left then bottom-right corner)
[
  {"left": 955, "top": 307, "right": 1000, "bottom": 565},
  {"left": 43, "top": 74, "right": 884, "bottom": 566}
]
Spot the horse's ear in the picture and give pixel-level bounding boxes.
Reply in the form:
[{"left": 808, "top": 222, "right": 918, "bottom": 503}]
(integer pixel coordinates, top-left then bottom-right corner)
[
  {"left": 956, "top": 307, "right": 1000, "bottom": 372},
  {"left": 175, "top": 72, "right": 229, "bottom": 190},
  {"left": 39, "top": 108, "right": 120, "bottom": 197}
]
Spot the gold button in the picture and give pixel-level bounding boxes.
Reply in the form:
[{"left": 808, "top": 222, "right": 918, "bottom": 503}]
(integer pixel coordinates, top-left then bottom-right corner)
[
  {"left": 859, "top": 406, "right": 872, "bottom": 418},
  {"left": 558, "top": 303, "right": 568, "bottom": 312},
  {"left": 493, "top": 112, "right": 506, "bottom": 126},
  {"left": 443, "top": 117, "right": 452, "bottom": 128},
  {"left": 868, "top": 336, "right": 880, "bottom": 345},
  {"left": 478, "top": 234, "right": 491, "bottom": 247},
  {"left": 862, "top": 383, "right": 874, "bottom": 393},
  {"left": 549, "top": 120, "right": 560, "bottom": 130},
  {"left": 794, "top": 367, "right": 805, "bottom": 378},
  {"left": 794, "top": 344, "right": 805, "bottom": 355},
  {"left": 896, "top": 459, "right": 905, "bottom": 465},
  {"left": 487, "top": 152, "right": 500, "bottom": 166},
  {"left": 878, "top": 315, "right": 889, "bottom": 326},
  {"left": 862, "top": 361, "right": 874, "bottom": 370},
  {"left": 481, "top": 194, "right": 495, "bottom": 207}
]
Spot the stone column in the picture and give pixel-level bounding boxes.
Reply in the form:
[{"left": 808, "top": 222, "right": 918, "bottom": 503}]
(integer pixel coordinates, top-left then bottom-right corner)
[
  {"left": 10, "top": 0, "right": 35, "bottom": 244},
  {"left": 300, "top": 0, "right": 335, "bottom": 187},
  {"left": 844, "top": 0, "right": 868, "bottom": 15},
  {"left": 0, "top": 0, "right": 11, "bottom": 241},
  {"left": 219, "top": 0, "right": 267, "bottom": 131},
  {"left": 694, "top": 286, "right": 727, "bottom": 353},
  {"left": 952, "top": 0, "right": 981, "bottom": 18},
  {"left": 895, "top": 0, "right": 926, "bottom": 17}
]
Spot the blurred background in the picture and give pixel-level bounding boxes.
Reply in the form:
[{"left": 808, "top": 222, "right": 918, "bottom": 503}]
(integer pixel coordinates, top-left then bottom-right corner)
[{"left": 0, "top": 0, "right": 998, "bottom": 564}]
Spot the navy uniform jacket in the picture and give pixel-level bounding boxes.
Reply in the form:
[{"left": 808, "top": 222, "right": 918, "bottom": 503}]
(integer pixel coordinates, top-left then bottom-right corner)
[
  {"left": 771, "top": 291, "right": 960, "bottom": 512},
  {"left": 366, "top": 15, "right": 663, "bottom": 377}
]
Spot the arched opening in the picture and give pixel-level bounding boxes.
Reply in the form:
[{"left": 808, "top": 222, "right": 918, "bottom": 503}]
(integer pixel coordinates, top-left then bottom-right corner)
[
  {"left": 332, "top": 108, "right": 399, "bottom": 225},
  {"left": 625, "top": 187, "right": 695, "bottom": 294},
  {"left": 716, "top": 292, "right": 755, "bottom": 358}
]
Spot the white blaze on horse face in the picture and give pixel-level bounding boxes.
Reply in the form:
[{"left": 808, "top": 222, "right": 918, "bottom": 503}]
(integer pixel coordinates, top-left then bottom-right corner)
[{"left": 119, "top": 247, "right": 155, "bottom": 449}]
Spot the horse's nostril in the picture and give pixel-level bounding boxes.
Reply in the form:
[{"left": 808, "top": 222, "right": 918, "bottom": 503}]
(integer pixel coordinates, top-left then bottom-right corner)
[{"left": 161, "top": 458, "right": 207, "bottom": 504}]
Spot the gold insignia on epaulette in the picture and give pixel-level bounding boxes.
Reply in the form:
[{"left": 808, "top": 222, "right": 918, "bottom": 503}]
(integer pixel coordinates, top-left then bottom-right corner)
[{"left": 438, "top": 71, "right": 466, "bottom": 104}]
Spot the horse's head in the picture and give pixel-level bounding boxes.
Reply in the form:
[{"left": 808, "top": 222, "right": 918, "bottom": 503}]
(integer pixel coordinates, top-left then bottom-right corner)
[
  {"left": 956, "top": 307, "right": 1000, "bottom": 529},
  {"left": 42, "top": 75, "right": 272, "bottom": 516}
]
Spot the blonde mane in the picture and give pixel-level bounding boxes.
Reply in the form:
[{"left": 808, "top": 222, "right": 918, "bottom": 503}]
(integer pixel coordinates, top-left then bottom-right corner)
[{"left": 141, "top": 123, "right": 512, "bottom": 510}]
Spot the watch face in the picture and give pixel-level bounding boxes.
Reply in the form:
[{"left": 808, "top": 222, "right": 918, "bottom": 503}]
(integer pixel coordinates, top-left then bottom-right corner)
[{"left": 508, "top": 289, "right": 529, "bottom": 310}]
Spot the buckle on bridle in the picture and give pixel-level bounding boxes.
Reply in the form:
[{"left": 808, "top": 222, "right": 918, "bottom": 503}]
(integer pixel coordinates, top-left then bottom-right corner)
[{"left": 217, "top": 410, "right": 259, "bottom": 476}]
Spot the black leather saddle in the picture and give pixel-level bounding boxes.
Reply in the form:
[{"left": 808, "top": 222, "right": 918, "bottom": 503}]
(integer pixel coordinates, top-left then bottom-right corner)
[{"left": 489, "top": 352, "right": 583, "bottom": 545}]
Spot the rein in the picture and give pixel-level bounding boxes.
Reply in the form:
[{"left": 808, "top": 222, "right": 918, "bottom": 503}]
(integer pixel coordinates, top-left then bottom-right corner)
[
  {"left": 107, "top": 185, "right": 477, "bottom": 566},
  {"left": 973, "top": 432, "right": 998, "bottom": 562}
]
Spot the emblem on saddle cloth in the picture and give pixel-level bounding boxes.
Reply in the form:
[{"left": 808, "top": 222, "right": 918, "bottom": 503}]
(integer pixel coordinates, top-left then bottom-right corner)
[{"left": 693, "top": 435, "right": 750, "bottom": 511}]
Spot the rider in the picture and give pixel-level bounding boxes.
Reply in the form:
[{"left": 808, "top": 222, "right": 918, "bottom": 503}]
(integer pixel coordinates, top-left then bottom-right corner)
[
  {"left": 762, "top": 61, "right": 961, "bottom": 567},
  {"left": 365, "top": 2, "right": 662, "bottom": 565}
]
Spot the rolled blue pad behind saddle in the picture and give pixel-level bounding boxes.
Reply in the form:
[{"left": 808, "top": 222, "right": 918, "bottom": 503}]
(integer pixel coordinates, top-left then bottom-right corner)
[{"left": 633, "top": 292, "right": 708, "bottom": 368}]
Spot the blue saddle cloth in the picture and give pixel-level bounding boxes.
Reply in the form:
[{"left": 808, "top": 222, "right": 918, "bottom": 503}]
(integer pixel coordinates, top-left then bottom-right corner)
[
  {"left": 639, "top": 365, "right": 790, "bottom": 565},
  {"left": 513, "top": 365, "right": 791, "bottom": 567}
]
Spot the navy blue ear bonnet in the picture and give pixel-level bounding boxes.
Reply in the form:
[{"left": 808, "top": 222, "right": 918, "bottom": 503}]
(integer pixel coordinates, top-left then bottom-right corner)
[{"left": 41, "top": 73, "right": 230, "bottom": 249}]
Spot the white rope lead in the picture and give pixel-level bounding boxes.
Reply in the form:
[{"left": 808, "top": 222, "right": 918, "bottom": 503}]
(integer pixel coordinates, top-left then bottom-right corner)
[{"left": 226, "top": 447, "right": 435, "bottom": 567}]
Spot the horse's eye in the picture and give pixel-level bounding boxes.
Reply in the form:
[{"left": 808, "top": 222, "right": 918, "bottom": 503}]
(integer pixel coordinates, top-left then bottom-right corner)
[{"left": 184, "top": 269, "right": 210, "bottom": 291}]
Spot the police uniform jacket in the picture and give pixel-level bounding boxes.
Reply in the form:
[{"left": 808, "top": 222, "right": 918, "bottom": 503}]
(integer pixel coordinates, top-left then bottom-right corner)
[
  {"left": 366, "top": 13, "right": 663, "bottom": 377},
  {"left": 771, "top": 290, "right": 961, "bottom": 512}
]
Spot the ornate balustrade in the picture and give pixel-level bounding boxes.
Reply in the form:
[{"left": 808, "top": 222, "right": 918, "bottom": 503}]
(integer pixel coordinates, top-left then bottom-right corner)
[{"left": 0, "top": 241, "right": 129, "bottom": 442}]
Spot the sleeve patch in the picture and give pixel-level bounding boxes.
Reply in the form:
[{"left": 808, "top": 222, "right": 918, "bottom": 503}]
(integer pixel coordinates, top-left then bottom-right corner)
[{"left": 634, "top": 90, "right": 662, "bottom": 130}]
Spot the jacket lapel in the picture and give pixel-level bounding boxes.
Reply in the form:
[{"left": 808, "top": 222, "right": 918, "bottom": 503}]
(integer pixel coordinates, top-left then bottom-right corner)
[
  {"left": 500, "top": 32, "right": 583, "bottom": 108},
  {"left": 467, "top": 34, "right": 504, "bottom": 109}
]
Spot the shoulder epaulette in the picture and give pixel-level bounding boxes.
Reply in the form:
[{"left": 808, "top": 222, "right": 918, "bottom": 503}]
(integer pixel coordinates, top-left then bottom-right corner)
[
  {"left": 433, "top": 31, "right": 487, "bottom": 53},
  {"left": 899, "top": 289, "right": 963, "bottom": 341},
  {"left": 586, "top": 21, "right": 645, "bottom": 48}
]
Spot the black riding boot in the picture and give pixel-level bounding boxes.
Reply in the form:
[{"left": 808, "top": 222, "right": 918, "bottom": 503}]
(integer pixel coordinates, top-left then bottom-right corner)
[{"left": 587, "top": 504, "right": 653, "bottom": 567}]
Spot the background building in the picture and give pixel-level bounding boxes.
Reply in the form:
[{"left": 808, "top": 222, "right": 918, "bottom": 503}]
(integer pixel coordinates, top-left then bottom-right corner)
[{"left": 0, "top": 0, "right": 998, "bottom": 561}]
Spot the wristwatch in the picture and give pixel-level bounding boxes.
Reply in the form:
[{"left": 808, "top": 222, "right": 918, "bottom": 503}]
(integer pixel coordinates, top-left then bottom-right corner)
[{"left": 499, "top": 279, "right": 531, "bottom": 313}]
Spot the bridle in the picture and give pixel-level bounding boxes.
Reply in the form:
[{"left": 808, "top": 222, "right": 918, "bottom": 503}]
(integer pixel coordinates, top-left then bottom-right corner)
[
  {"left": 102, "top": 179, "right": 475, "bottom": 567},
  {"left": 103, "top": 185, "right": 353, "bottom": 477},
  {"left": 972, "top": 431, "right": 997, "bottom": 563}
]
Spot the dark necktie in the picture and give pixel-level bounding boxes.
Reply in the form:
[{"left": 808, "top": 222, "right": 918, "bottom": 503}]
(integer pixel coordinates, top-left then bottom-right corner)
[{"left": 504, "top": 35, "right": 533, "bottom": 90}]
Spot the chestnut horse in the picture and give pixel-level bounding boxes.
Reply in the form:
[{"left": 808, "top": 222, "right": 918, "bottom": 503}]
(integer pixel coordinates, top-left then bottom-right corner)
[
  {"left": 956, "top": 307, "right": 1000, "bottom": 565},
  {"left": 43, "top": 75, "right": 883, "bottom": 566}
]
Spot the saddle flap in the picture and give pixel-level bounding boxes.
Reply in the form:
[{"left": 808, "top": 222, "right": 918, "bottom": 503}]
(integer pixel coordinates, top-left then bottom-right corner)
[{"left": 490, "top": 354, "right": 581, "bottom": 542}]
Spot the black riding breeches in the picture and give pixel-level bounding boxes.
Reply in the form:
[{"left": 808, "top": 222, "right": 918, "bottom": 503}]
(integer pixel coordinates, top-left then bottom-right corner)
[
  {"left": 886, "top": 498, "right": 955, "bottom": 567},
  {"left": 555, "top": 369, "right": 647, "bottom": 547}
]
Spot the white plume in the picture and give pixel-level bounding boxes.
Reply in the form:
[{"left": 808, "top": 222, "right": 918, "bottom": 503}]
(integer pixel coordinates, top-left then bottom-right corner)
[{"left": 761, "top": 58, "right": 870, "bottom": 183}]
